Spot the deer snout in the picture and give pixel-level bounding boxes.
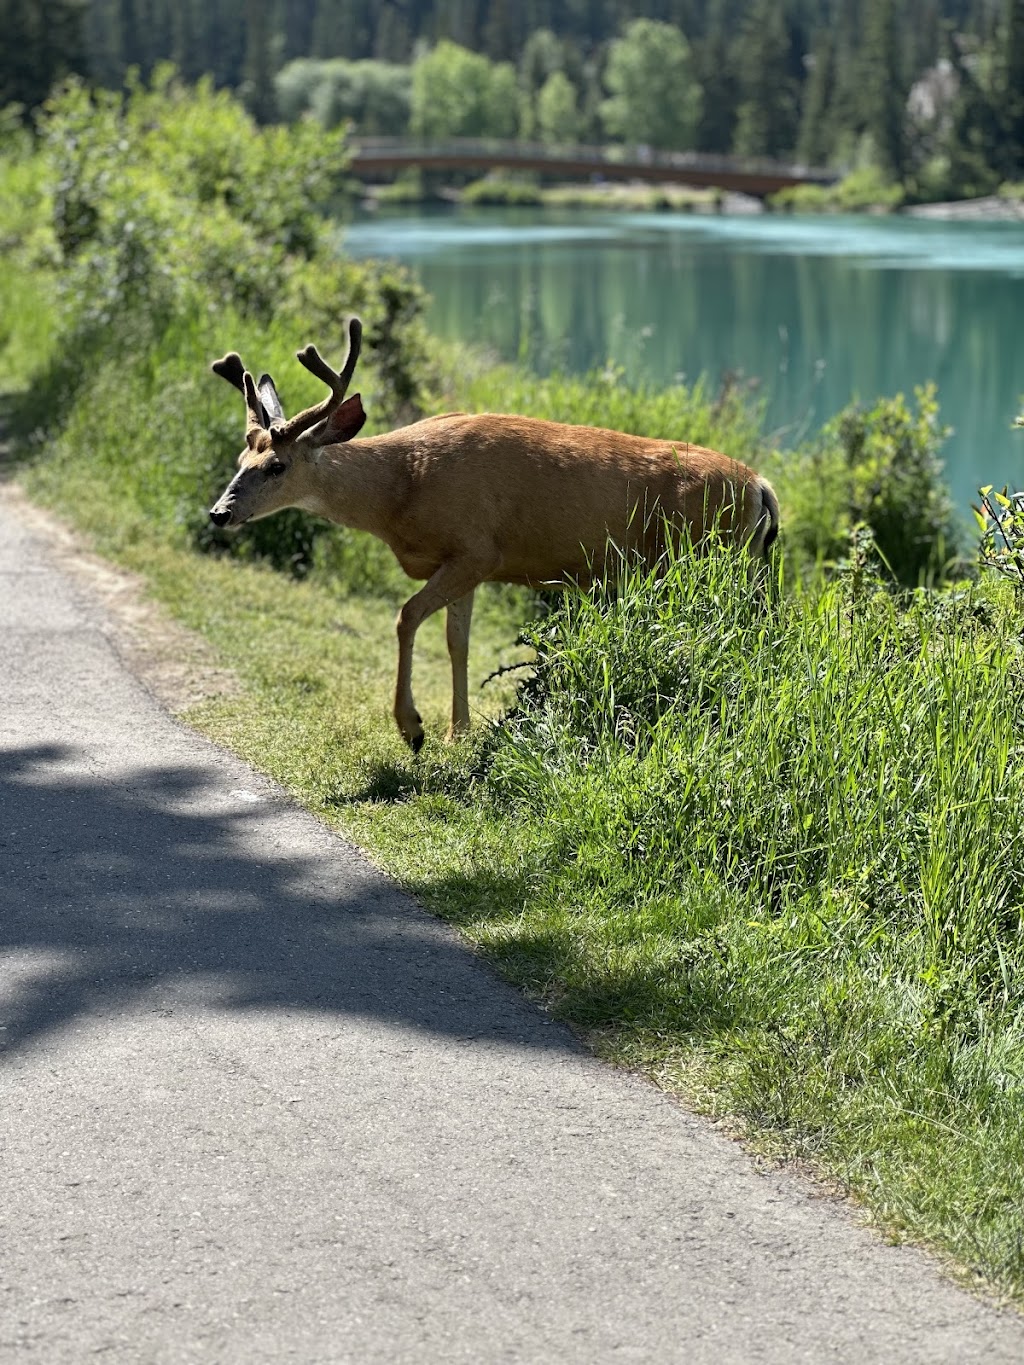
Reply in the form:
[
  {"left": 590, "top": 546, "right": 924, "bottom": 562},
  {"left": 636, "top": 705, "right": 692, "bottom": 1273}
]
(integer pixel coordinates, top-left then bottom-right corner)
[{"left": 209, "top": 505, "right": 233, "bottom": 528}]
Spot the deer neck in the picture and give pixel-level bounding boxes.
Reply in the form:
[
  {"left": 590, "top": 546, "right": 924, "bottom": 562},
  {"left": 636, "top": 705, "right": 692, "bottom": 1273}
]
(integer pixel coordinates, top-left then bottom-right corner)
[{"left": 297, "top": 436, "right": 404, "bottom": 538}]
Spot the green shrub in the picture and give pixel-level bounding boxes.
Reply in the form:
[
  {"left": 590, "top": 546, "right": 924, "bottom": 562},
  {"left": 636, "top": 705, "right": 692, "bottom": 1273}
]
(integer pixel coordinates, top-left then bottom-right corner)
[
  {"left": 975, "top": 486, "right": 1024, "bottom": 591},
  {"left": 832, "top": 165, "right": 904, "bottom": 211},
  {"left": 769, "top": 183, "right": 832, "bottom": 212},
  {"left": 767, "top": 386, "right": 958, "bottom": 584},
  {"left": 8, "top": 70, "right": 437, "bottom": 582},
  {"left": 768, "top": 169, "right": 903, "bottom": 214},
  {"left": 460, "top": 176, "right": 543, "bottom": 206}
]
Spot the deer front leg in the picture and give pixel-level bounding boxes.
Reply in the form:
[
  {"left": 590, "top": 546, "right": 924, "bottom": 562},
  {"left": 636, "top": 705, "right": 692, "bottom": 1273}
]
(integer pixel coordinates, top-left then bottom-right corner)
[
  {"left": 394, "top": 561, "right": 490, "bottom": 752},
  {"left": 445, "top": 589, "right": 475, "bottom": 741}
]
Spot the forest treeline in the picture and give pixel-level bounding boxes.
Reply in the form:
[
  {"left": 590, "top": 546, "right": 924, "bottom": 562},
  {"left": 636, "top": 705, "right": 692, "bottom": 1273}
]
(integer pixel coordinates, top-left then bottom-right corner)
[{"left": 5, "top": 0, "right": 1024, "bottom": 196}]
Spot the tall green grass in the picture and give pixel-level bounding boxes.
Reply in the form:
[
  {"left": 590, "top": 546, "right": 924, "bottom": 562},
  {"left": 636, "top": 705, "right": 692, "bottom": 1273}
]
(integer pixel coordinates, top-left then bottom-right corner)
[{"left": 451, "top": 541, "right": 1024, "bottom": 1290}]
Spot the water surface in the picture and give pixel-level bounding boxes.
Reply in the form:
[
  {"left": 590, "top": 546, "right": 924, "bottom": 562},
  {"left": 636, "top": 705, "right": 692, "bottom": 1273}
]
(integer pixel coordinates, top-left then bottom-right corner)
[{"left": 344, "top": 206, "right": 1024, "bottom": 509}]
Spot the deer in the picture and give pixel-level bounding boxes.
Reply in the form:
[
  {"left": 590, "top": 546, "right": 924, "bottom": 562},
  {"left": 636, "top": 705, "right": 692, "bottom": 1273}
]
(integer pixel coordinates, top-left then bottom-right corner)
[{"left": 209, "top": 318, "right": 779, "bottom": 753}]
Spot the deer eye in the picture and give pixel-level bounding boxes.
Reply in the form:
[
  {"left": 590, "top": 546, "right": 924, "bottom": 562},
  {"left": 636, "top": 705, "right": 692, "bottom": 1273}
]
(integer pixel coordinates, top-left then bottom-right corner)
[{"left": 264, "top": 459, "right": 286, "bottom": 478}]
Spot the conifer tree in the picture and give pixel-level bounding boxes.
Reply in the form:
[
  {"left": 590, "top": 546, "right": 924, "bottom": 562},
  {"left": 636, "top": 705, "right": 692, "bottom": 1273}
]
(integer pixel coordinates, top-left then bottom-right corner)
[
  {"left": 862, "top": 0, "right": 908, "bottom": 180},
  {"left": 0, "top": 0, "right": 85, "bottom": 111},
  {"left": 695, "top": 0, "right": 737, "bottom": 154},
  {"left": 1002, "top": 0, "right": 1024, "bottom": 177},
  {"left": 732, "top": 0, "right": 799, "bottom": 158},
  {"left": 243, "top": 0, "right": 276, "bottom": 122},
  {"left": 797, "top": 28, "right": 835, "bottom": 165},
  {"left": 943, "top": 25, "right": 1002, "bottom": 194}
]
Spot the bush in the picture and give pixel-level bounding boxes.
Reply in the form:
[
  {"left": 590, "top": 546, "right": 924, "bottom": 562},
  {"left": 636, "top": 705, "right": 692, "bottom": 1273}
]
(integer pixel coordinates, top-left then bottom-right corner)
[
  {"left": 460, "top": 176, "right": 543, "bottom": 206},
  {"left": 769, "top": 183, "right": 832, "bottom": 212},
  {"left": 768, "top": 168, "right": 903, "bottom": 213},
  {"left": 832, "top": 165, "right": 904, "bottom": 211},
  {"left": 767, "top": 386, "right": 958, "bottom": 584},
  {"left": 7, "top": 70, "right": 437, "bottom": 582}
]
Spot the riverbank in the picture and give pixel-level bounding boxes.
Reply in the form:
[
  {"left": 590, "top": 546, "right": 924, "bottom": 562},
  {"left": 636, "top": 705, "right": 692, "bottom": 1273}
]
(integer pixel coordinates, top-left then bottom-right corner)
[
  {"left": 364, "top": 173, "right": 1024, "bottom": 220},
  {"left": 906, "top": 194, "right": 1024, "bottom": 220}
]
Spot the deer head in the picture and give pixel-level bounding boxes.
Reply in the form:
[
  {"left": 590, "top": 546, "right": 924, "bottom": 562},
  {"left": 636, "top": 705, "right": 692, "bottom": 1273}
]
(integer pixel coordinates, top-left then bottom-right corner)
[{"left": 208, "top": 318, "right": 366, "bottom": 528}]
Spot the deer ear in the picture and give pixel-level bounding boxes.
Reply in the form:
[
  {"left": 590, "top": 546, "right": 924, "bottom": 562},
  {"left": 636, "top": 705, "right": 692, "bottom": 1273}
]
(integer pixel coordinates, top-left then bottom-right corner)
[
  {"left": 257, "top": 373, "right": 285, "bottom": 425},
  {"left": 322, "top": 394, "right": 366, "bottom": 443}
]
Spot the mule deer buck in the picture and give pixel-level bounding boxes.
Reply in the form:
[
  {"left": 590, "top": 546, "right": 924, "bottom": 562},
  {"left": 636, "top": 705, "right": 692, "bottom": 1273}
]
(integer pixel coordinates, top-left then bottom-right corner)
[{"left": 209, "top": 318, "right": 778, "bottom": 752}]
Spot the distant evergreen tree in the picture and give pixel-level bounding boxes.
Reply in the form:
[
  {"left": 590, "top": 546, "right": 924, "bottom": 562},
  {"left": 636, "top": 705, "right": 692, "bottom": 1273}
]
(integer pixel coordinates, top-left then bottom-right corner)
[
  {"left": 171, "top": 0, "right": 201, "bottom": 83},
  {"left": 732, "top": 0, "right": 799, "bottom": 158},
  {"left": 118, "top": 0, "right": 143, "bottom": 72},
  {"left": 943, "top": 27, "right": 1002, "bottom": 194},
  {"left": 828, "top": 0, "right": 867, "bottom": 160},
  {"left": 314, "top": 0, "right": 369, "bottom": 59},
  {"left": 1001, "top": 0, "right": 1024, "bottom": 176},
  {"left": 281, "top": 0, "right": 317, "bottom": 63},
  {"left": 243, "top": 0, "right": 276, "bottom": 122},
  {"left": 0, "top": 0, "right": 86, "bottom": 111},
  {"left": 483, "top": 0, "right": 517, "bottom": 62},
  {"left": 861, "top": 0, "right": 908, "bottom": 179},
  {"left": 797, "top": 28, "right": 835, "bottom": 165},
  {"left": 375, "top": 4, "right": 412, "bottom": 61},
  {"left": 695, "top": 1, "right": 737, "bottom": 153}
]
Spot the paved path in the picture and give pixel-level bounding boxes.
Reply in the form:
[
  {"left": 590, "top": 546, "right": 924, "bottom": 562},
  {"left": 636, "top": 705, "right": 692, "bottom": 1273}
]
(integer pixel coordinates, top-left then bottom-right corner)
[{"left": 2, "top": 493, "right": 1023, "bottom": 1364}]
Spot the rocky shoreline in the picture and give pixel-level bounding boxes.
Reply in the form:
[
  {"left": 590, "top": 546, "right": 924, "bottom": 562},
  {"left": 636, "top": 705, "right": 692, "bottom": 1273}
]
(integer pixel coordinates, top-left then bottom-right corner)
[{"left": 904, "top": 195, "right": 1024, "bottom": 221}]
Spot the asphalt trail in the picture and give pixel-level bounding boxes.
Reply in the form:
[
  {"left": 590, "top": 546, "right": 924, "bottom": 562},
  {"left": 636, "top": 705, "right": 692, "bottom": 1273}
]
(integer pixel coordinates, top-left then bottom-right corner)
[{"left": 2, "top": 494, "right": 1022, "bottom": 1363}]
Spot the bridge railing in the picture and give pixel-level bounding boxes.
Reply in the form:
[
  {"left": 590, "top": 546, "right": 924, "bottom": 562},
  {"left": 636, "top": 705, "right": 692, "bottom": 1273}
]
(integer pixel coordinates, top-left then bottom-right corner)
[{"left": 350, "top": 137, "right": 837, "bottom": 186}]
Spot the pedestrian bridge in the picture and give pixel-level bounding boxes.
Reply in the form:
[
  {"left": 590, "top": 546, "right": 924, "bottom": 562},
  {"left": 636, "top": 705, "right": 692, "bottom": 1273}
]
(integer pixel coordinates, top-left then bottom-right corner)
[{"left": 350, "top": 137, "right": 837, "bottom": 198}]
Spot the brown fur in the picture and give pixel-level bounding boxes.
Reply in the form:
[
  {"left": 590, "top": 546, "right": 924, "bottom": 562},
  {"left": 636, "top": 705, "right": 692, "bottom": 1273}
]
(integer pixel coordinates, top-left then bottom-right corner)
[{"left": 210, "top": 338, "right": 779, "bottom": 751}]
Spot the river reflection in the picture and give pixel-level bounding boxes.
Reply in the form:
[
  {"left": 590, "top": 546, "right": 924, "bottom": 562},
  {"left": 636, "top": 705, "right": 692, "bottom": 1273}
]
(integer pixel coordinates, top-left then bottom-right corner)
[{"left": 343, "top": 206, "right": 1024, "bottom": 508}]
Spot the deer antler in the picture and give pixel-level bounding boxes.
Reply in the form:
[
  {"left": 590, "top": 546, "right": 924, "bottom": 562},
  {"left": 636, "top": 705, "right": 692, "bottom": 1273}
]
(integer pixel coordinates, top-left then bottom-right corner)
[
  {"left": 212, "top": 351, "right": 288, "bottom": 429},
  {"left": 212, "top": 350, "right": 274, "bottom": 440},
  {"left": 270, "top": 317, "right": 362, "bottom": 443},
  {"left": 211, "top": 351, "right": 247, "bottom": 394},
  {"left": 241, "top": 371, "right": 269, "bottom": 448}
]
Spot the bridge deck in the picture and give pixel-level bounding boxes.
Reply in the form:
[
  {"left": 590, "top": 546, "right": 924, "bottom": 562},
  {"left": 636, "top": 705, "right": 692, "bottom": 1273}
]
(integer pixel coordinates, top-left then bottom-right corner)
[{"left": 351, "top": 138, "right": 837, "bottom": 197}]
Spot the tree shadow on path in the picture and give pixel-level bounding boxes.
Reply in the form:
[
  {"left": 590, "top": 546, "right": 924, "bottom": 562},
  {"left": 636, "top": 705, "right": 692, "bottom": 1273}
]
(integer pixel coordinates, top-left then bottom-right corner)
[{"left": 0, "top": 743, "right": 571, "bottom": 1060}]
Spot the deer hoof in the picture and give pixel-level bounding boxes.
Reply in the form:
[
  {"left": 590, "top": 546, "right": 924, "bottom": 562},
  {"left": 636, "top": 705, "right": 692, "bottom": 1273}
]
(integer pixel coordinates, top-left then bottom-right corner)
[{"left": 410, "top": 731, "right": 425, "bottom": 755}]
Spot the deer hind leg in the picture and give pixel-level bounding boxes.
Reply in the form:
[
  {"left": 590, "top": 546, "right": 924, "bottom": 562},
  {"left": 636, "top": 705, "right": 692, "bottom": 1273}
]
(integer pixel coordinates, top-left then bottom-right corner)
[
  {"left": 394, "top": 560, "right": 492, "bottom": 753},
  {"left": 446, "top": 589, "right": 475, "bottom": 742}
]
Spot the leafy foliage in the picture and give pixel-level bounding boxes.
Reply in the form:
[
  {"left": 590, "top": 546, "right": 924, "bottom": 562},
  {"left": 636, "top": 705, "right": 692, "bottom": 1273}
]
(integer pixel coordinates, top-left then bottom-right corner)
[
  {"left": 975, "top": 486, "right": 1024, "bottom": 590},
  {"left": 274, "top": 58, "right": 411, "bottom": 135},
  {"left": 601, "top": 19, "right": 702, "bottom": 150},
  {"left": 409, "top": 40, "right": 519, "bottom": 140},
  {"left": 6, "top": 71, "right": 435, "bottom": 578},
  {"left": 536, "top": 71, "right": 582, "bottom": 146},
  {"left": 768, "top": 387, "right": 958, "bottom": 584}
]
